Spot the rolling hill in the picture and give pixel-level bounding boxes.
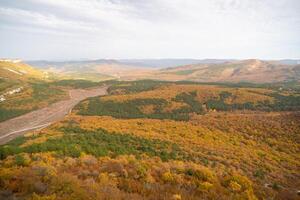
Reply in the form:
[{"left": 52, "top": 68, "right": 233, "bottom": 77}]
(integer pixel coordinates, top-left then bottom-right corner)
[
  {"left": 0, "top": 60, "right": 67, "bottom": 121},
  {"left": 0, "top": 80, "right": 299, "bottom": 200},
  {"left": 153, "top": 59, "right": 300, "bottom": 83},
  {"left": 27, "top": 59, "right": 300, "bottom": 83},
  {"left": 1, "top": 59, "right": 299, "bottom": 199},
  {"left": 0, "top": 59, "right": 46, "bottom": 80},
  {"left": 27, "top": 60, "right": 152, "bottom": 81},
  {"left": 0, "top": 60, "right": 48, "bottom": 92},
  {"left": 0, "top": 60, "right": 106, "bottom": 122}
]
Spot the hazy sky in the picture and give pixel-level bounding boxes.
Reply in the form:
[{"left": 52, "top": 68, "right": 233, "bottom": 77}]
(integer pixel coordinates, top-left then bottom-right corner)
[{"left": 0, "top": 0, "right": 299, "bottom": 60}]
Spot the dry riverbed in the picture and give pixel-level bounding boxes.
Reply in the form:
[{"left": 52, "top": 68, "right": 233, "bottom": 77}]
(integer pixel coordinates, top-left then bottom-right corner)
[{"left": 0, "top": 86, "right": 108, "bottom": 144}]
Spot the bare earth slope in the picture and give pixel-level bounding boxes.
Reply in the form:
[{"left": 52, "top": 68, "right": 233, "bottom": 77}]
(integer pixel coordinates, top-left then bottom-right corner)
[{"left": 0, "top": 86, "right": 108, "bottom": 144}]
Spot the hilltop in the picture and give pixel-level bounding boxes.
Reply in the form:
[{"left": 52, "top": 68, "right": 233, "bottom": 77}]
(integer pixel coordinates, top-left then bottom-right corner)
[
  {"left": 0, "top": 60, "right": 106, "bottom": 122},
  {"left": 153, "top": 59, "right": 300, "bottom": 83},
  {"left": 0, "top": 59, "right": 47, "bottom": 80}
]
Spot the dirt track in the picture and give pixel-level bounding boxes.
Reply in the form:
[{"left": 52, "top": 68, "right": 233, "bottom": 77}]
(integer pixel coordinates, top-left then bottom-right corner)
[{"left": 0, "top": 86, "right": 108, "bottom": 144}]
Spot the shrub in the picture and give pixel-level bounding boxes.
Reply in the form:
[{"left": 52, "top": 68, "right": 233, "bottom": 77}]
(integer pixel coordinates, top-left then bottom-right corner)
[
  {"left": 0, "top": 108, "right": 29, "bottom": 122},
  {"left": 228, "top": 181, "right": 242, "bottom": 192},
  {"left": 253, "top": 169, "right": 265, "bottom": 179},
  {"left": 185, "top": 168, "right": 215, "bottom": 183},
  {"left": 197, "top": 181, "right": 213, "bottom": 192},
  {"left": 30, "top": 193, "right": 57, "bottom": 200},
  {"left": 162, "top": 171, "right": 176, "bottom": 184},
  {"left": 15, "top": 154, "right": 30, "bottom": 166},
  {"left": 224, "top": 174, "right": 253, "bottom": 191}
]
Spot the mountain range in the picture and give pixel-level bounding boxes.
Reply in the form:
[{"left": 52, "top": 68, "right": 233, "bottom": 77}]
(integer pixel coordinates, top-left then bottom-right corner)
[
  {"left": 1, "top": 58, "right": 299, "bottom": 83},
  {"left": 27, "top": 59, "right": 300, "bottom": 83}
]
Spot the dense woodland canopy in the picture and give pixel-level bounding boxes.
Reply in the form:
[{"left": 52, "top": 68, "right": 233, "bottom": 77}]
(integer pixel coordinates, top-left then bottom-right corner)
[{"left": 0, "top": 80, "right": 300, "bottom": 200}]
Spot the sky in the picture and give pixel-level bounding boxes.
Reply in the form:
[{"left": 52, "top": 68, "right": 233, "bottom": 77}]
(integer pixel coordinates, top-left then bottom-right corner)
[{"left": 0, "top": 0, "right": 299, "bottom": 60}]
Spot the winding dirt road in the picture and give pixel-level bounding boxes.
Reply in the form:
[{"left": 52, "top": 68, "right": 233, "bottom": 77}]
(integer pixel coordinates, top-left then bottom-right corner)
[{"left": 0, "top": 86, "right": 108, "bottom": 144}]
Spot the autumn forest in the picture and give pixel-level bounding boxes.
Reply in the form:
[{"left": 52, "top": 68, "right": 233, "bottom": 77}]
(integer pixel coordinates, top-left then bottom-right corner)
[{"left": 0, "top": 80, "right": 299, "bottom": 200}]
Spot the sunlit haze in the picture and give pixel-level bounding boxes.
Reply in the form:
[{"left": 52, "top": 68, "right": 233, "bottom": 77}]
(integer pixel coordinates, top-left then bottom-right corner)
[{"left": 0, "top": 0, "right": 299, "bottom": 60}]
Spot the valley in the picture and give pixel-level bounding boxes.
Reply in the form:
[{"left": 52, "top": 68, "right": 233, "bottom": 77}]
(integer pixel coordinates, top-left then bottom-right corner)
[
  {"left": 0, "top": 60, "right": 299, "bottom": 200},
  {"left": 0, "top": 86, "right": 108, "bottom": 144},
  {"left": 1, "top": 1, "right": 299, "bottom": 199}
]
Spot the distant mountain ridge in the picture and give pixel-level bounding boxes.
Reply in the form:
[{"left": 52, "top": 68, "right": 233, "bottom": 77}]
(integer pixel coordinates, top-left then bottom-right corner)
[
  {"left": 27, "top": 58, "right": 300, "bottom": 69},
  {"left": 24, "top": 59, "right": 300, "bottom": 83},
  {"left": 276, "top": 59, "right": 300, "bottom": 65},
  {"left": 155, "top": 59, "right": 300, "bottom": 83},
  {"left": 26, "top": 59, "right": 235, "bottom": 69}
]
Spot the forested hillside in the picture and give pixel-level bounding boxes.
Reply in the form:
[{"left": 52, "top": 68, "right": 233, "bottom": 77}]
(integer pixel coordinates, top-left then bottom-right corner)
[
  {"left": 0, "top": 60, "right": 108, "bottom": 122},
  {"left": 0, "top": 80, "right": 299, "bottom": 199}
]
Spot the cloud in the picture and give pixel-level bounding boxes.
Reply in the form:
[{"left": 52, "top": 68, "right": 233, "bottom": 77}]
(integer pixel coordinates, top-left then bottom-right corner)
[{"left": 0, "top": 0, "right": 299, "bottom": 59}]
